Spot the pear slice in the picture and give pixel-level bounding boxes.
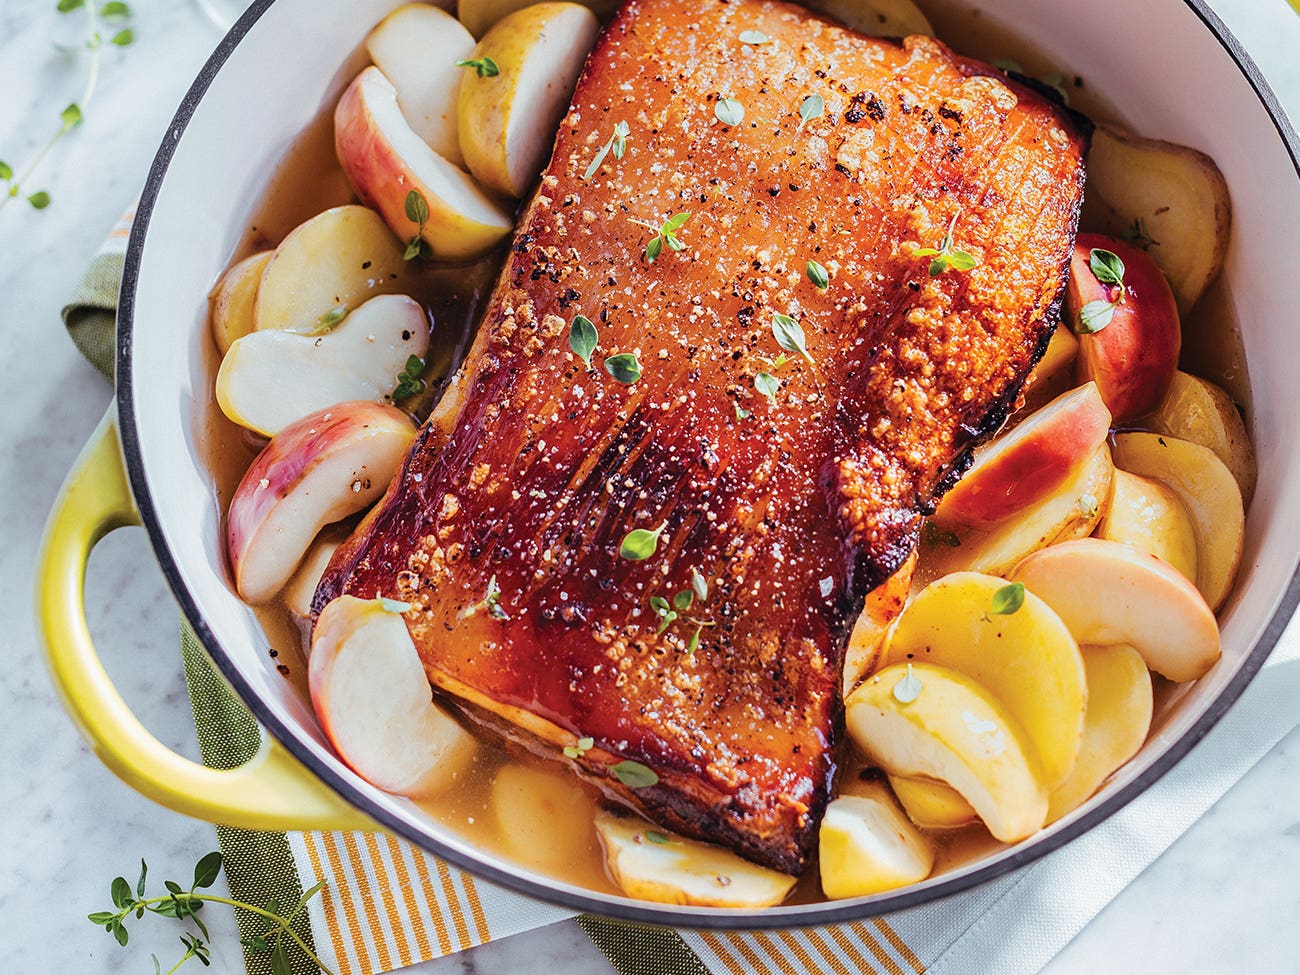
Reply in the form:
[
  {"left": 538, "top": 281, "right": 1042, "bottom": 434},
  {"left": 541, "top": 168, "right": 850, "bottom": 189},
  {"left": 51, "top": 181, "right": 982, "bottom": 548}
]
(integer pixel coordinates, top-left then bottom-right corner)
[
  {"left": 819, "top": 787, "right": 935, "bottom": 899},
  {"left": 1147, "top": 371, "right": 1255, "bottom": 506},
  {"left": 843, "top": 550, "right": 915, "bottom": 695},
  {"left": 490, "top": 763, "right": 598, "bottom": 874},
  {"left": 594, "top": 812, "right": 796, "bottom": 908},
  {"left": 1047, "top": 644, "right": 1153, "bottom": 823},
  {"left": 1096, "top": 469, "right": 1198, "bottom": 584},
  {"left": 846, "top": 663, "right": 1049, "bottom": 843},
  {"left": 210, "top": 250, "right": 272, "bottom": 354},
  {"left": 887, "top": 775, "right": 977, "bottom": 830},
  {"left": 882, "top": 572, "right": 1086, "bottom": 791}
]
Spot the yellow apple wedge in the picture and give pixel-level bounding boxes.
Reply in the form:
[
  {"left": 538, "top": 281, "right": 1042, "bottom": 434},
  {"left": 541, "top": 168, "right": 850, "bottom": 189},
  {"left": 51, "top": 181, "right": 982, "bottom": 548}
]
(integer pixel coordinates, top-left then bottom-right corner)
[
  {"left": 458, "top": 3, "right": 600, "bottom": 199},
  {"left": 366, "top": 4, "right": 475, "bottom": 166},
  {"left": 887, "top": 775, "right": 977, "bottom": 830},
  {"left": 491, "top": 763, "right": 598, "bottom": 874},
  {"left": 1148, "top": 371, "right": 1256, "bottom": 505},
  {"left": 882, "top": 572, "right": 1086, "bottom": 791},
  {"left": 819, "top": 787, "right": 936, "bottom": 899},
  {"left": 209, "top": 250, "right": 271, "bottom": 354},
  {"left": 1047, "top": 644, "right": 1153, "bottom": 823},
  {"left": 335, "top": 66, "right": 513, "bottom": 261},
  {"left": 594, "top": 813, "right": 796, "bottom": 908},
  {"left": 843, "top": 550, "right": 915, "bottom": 695},
  {"left": 804, "top": 0, "right": 934, "bottom": 37},
  {"left": 1096, "top": 469, "right": 1198, "bottom": 584},
  {"left": 1020, "top": 324, "right": 1079, "bottom": 413},
  {"left": 845, "top": 663, "right": 1049, "bottom": 843},
  {"left": 1111, "top": 431, "right": 1244, "bottom": 611},
  {"left": 310, "top": 595, "right": 476, "bottom": 797},
  {"left": 254, "top": 205, "right": 410, "bottom": 334},
  {"left": 1011, "top": 538, "right": 1220, "bottom": 682}
]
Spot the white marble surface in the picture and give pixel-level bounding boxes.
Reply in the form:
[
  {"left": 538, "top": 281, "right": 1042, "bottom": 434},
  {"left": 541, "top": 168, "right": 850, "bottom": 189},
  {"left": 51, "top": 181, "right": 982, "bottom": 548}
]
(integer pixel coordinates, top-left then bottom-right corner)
[{"left": 1, "top": 0, "right": 1298, "bottom": 972}]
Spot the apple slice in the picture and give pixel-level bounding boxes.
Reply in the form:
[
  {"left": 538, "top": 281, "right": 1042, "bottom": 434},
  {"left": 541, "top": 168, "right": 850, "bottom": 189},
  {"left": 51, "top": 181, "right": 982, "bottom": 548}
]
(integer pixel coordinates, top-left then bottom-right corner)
[
  {"left": 366, "top": 4, "right": 475, "bottom": 167},
  {"left": 491, "top": 763, "right": 598, "bottom": 873},
  {"left": 882, "top": 571, "right": 1086, "bottom": 791},
  {"left": 283, "top": 530, "right": 346, "bottom": 620},
  {"left": 254, "top": 205, "right": 411, "bottom": 335},
  {"left": 846, "top": 662, "right": 1049, "bottom": 843},
  {"left": 1065, "top": 234, "right": 1181, "bottom": 422},
  {"left": 1047, "top": 644, "right": 1153, "bottom": 823},
  {"left": 335, "top": 66, "right": 513, "bottom": 262},
  {"left": 935, "top": 382, "right": 1111, "bottom": 527},
  {"left": 819, "top": 788, "right": 935, "bottom": 899},
  {"left": 1148, "top": 371, "right": 1256, "bottom": 505},
  {"left": 1010, "top": 538, "right": 1220, "bottom": 682},
  {"left": 594, "top": 812, "right": 796, "bottom": 908},
  {"left": 458, "top": 3, "right": 601, "bottom": 199},
  {"left": 310, "top": 595, "right": 476, "bottom": 796},
  {"left": 1111, "top": 431, "right": 1244, "bottom": 611},
  {"left": 805, "top": 0, "right": 934, "bottom": 37},
  {"left": 217, "top": 293, "right": 430, "bottom": 437},
  {"left": 210, "top": 251, "right": 272, "bottom": 354},
  {"left": 1085, "top": 123, "right": 1231, "bottom": 315},
  {"left": 1020, "top": 324, "right": 1079, "bottom": 414},
  {"left": 887, "top": 775, "right": 977, "bottom": 830},
  {"left": 227, "top": 402, "right": 416, "bottom": 603},
  {"left": 1095, "top": 469, "right": 1198, "bottom": 584},
  {"left": 918, "top": 443, "right": 1113, "bottom": 581},
  {"left": 843, "top": 550, "right": 915, "bottom": 695}
]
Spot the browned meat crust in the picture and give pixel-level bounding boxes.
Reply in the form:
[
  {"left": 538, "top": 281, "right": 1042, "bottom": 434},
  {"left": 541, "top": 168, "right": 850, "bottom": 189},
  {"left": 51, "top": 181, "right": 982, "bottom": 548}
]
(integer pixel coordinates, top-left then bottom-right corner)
[{"left": 315, "top": 0, "right": 1088, "bottom": 873}]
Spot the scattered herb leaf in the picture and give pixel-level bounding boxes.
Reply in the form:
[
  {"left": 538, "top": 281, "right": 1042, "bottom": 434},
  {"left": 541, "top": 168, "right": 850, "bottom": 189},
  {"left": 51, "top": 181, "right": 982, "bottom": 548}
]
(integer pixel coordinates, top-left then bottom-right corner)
[
  {"left": 714, "top": 96, "right": 744, "bottom": 126},
  {"left": 1076, "top": 300, "right": 1115, "bottom": 333},
  {"left": 569, "top": 314, "right": 598, "bottom": 368},
  {"left": 650, "top": 594, "right": 677, "bottom": 634},
  {"left": 672, "top": 589, "right": 694, "bottom": 612},
  {"left": 923, "top": 521, "right": 962, "bottom": 548},
  {"left": 402, "top": 189, "right": 432, "bottom": 261},
  {"left": 392, "top": 354, "right": 426, "bottom": 401},
  {"left": 753, "top": 371, "right": 780, "bottom": 404},
  {"left": 110, "top": 27, "right": 133, "bottom": 45},
  {"left": 914, "top": 213, "right": 981, "bottom": 276},
  {"left": 455, "top": 56, "right": 499, "bottom": 77},
  {"left": 638, "top": 211, "right": 691, "bottom": 263},
  {"left": 583, "top": 119, "right": 631, "bottom": 179},
  {"left": 620, "top": 522, "right": 666, "bottom": 561},
  {"left": 1089, "top": 247, "right": 1126, "bottom": 286},
  {"left": 604, "top": 352, "right": 642, "bottom": 384},
  {"left": 734, "top": 403, "right": 752, "bottom": 421},
  {"left": 691, "top": 567, "right": 708, "bottom": 603},
  {"left": 806, "top": 259, "right": 829, "bottom": 289},
  {"left": 311, "top": 304, "right": 348, "bottom": 335},
  {"left": 644, "top": 830, "right": 671, "bottom": 844},
  {"left": 796, "top": 93, "right": 824, "bottom": 135},
  {"left": 991, "top": 582, "right": 1026, "bottom": 616},
  {"left": 892, "top": 662, "right": 923, "bottom": 704},
  {"left": 738, "top": 28, "right": 770, "bottom": 45},
  {"left": 771, "top": 312, "right": 813, "bottom": 365},
  {"left": 611, "top": 760, "right": 659, "bottom": 789},
  {"left": 564, "top": 736, "right": 595, "bottom": 759}
]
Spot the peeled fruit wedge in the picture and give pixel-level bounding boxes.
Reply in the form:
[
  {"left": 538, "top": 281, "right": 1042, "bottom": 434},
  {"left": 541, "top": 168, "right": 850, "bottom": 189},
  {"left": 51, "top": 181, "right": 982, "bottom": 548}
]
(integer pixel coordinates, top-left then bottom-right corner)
[
  {"left": 283, "top": 530, "right": 345, "bottom": 620},
  {"left": 887, "top": 775, "right": 977, "bottom": 830},
  {"left": 936, "top": 382, "right": 1111, "bottom": 526},
  {"left": 458, "top": 3, "right": 601, "bottom": 198},
  {"left": 254, "top": 205, "right": 410, "bottom": 335},
  {"left": 883, "top": 571, "right": 1086, "bottom": 791},
  {"left": 217, "top": 293, "right": 429, "bottom": 437},
  {"left": 227, "top": 402, "right": 416, "bottom": 603},
  {"left": 366, "top": 4, "right": 475, "bottom": 166},
  {"left": 805, "top": 0, "right": 934, "bottom": 37},
  {"left": 1020, "top": 323, "right": 1079, "bottom": 413},
  {"left": 1111, "top": 431, "right": 1244, "bottom": 612},
  {"left": 1011, "top": 538, "right": 1220, "bottom": 682},
  {"left": 1047, "top": 644, "right": 1153, "bottom": 823},
  {"left": 1148, "top": 371, "right": 1256, "bottom": 506},
  {"left": 310, "top": 595, "right": 476, "bottom": 797},
  {"left": 845, "top": 662, "right": 1049, "bottom": 843},
  {"left": 458, "top": 0, "right": 620, "bottom": 40},
  {"left": 1096, "top": 469, "right": 1198, "bottom": 584},
  {"left": 491, "top": 763, "right": 598, "bottom": 874},
  {"left": 919, "top": 443, "right": 1113, "bottom": 582},
  {"left": 594, "top": 812, "right": 796, "bottom": 908},
  {"left": 819, "top": 789, "right": 935, "bottom": 899},
  {"left": 843, "top": 550, "right": 915, "bottom": 695},
  {"left": 335, "top": 66, "right": 513, "bottom": 261},
  {"left": 209, "top": 250, "right": 271, "bottom": 354},
  {"left": 1085, "top": 124, "right": 1231, "bottom": 315}
]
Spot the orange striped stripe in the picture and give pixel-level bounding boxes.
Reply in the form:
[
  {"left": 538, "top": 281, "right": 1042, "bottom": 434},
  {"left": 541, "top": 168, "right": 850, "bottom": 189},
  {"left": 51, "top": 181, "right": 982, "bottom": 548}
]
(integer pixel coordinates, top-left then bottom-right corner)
[
  {"left": 320, "top": 832, "right": 371, "bottom": 975},
  {"left": 461, "top": 872, "right": 491, "bottom": 944},
  {"left": 776, "top": 929, "right": 822, "bottom": 972},
  {"left": 410, "top": 853, "right": 453, "bottom": 955},
  {"left": 339, "top": 833, "right": 394, "bottom": 972},
  {"left": 697, "top": 930, "right": 749, "bottom": 975},
  {"left": 752, "top": 931, "right": 797, "bottom": 971},
  {"left": 850, "top": 921, "right": 906, "bottom": 975},
  {"left": 874, "top": 918, "right": 926, "bottom": 974},
  {"left": 802, "top": 928, "right": 854, "bottom": 975},
  {"left": 721, "top": 934, "right": 776, "bottom": 975},
  {"left": 360, "top": 832, "right": 414, "bottom": 967},
  {"left": 302, "top": 834, "right": 354, "bottom": 975},
  {"left": 382, "top": 835, "right": 433, "bottom": 960},
  {"left": 826, "top": 924, "right": 879, "bottom": 973},
  {"left": 432, "top": 857, "right": 472, "bottom": 950}
]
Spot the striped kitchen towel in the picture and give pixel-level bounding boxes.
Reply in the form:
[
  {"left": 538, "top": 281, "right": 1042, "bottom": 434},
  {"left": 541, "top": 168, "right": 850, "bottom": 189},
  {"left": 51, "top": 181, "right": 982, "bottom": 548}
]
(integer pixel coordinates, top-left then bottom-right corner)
[{"left": 70, "top": 213, "right": 1300, "bottom": 975}]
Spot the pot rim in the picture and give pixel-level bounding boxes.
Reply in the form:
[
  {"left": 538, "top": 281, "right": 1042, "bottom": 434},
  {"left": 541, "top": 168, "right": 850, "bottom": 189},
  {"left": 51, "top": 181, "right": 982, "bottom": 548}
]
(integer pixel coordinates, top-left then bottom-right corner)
[{"left": 115, "top": 0, "right": 1300, "bottom": 927}]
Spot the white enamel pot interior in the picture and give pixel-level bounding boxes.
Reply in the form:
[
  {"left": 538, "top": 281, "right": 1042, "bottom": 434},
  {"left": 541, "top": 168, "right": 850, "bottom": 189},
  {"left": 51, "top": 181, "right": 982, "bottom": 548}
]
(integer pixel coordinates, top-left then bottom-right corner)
[{"left": 118, "top": 0, "right": 1300, "bottom": 927}]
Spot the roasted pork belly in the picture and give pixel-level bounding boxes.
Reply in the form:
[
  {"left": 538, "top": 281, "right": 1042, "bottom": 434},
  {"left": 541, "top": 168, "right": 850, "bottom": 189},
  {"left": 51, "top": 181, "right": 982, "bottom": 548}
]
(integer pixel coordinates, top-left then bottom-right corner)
[{"left": 316, "top": 0, "right": 1088, "bottom": 873}]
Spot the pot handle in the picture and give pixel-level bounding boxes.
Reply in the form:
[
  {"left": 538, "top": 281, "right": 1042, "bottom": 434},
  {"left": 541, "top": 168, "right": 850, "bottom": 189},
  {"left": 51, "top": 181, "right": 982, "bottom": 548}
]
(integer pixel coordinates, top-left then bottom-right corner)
[{"left": 36, "top": 411, "right": 376, "bottom": 832}]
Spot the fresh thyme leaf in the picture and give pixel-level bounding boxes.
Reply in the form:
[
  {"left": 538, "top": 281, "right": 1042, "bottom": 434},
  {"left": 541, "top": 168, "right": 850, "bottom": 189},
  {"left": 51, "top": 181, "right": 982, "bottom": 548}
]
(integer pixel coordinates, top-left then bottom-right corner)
[
  {"left": 923, "top": 521, "right": 962, "bottom": 548},
  {"left": 604, "top": 351, "right": 642, "bottom": 383},
  {"left": 734, "top": 403, "right": 751, "bottom": 421},
  {"left": 1089, "top": 247, "right": 1126, "bottom": 286},
  {"left": 392, "top": 354, "right": 426, "bottom": 400},
  {"left": 564, "top": 736, "right": 595, "bottom": 759},
  {"left": 991, "top": 581, "right": 1026, "bottom": 616},
  {"left": 311, "top": 304, "right": 348, "bottom": 334},
  {"left": 378, "top": 597, "right": 412, "bottom": 614},
  {"left": 946, "top": 249, "right": 980, "bottom": 272},
  {"left": 673, "top": 589, "right": 694, "bottom": 611},
  {"left": 691, "top": 567, "right": 708, "bottom": 603},
  {"left": 620, "top": 522, "right": 665, "bottom": 560},
  {"left": 27, "top": 191, "right": 51, "bottom": 209},
  {"left": 61, "top": 103, "right": 83, "bottom": 129},
  {"left": 192, "top": 852, "right": 222, "bottom": 890},
  {"left": 645, "top": 235, "right": 663, "bottom": 263},
  {"left": 404, "top": 188, "right": 429, "bottom": 225},
  {"left": 918, "top": 214, "right": 980, "bottom": 277},
  {"left": 456, "top": 56, "right": 499, "bottom": 77},
  {"left": 796, "top": 93, "right": 824, "bottom": 134},
  {"left": 57, "top": 0, "right": 84, "bottom": 12},
  {"left": 610, "top": 760, "right": 659, "bottom": 789},
  {"left": 771, "top": 312, "right": 813, "bottom": 365},
  {"left": 806, "top": 259, "right": 829, "bottom": 289},
  {"left": 485, "top": 575, "right": 508, "bottom": 620},
  {"left": 101, "top": 1, "right": 131, "bottom": 18},
  {"left": 892, "top": 662, "right": 923, "bottom": 704},
  {"left": 0, "top": 161, "right": 11, "bottom": 181},
  {"left": 111, "top": 876, "right": 132, "bottom": 909},
  {"left": 715, "top": 96, "right": 744, "bottom": 126},
  {"left": 640, "top": 212, "right": 691, "bottom": 263},
  {"left": 569, "top": 314, "right": 598, "bottom": 367},
  {"left": 110, "top": 27, "right": 133, "bottom": 46},
  {"left": 583, "top": 120, "right": 631, "bottom": 180},
  {"left": 1076, "top": 299, "right": 1116, "bottom": 333},
  {"left": 738, "top": 28, "right": 770, "bottom": 44},
  {"left": 686, "top": 625, "right": 701, "bottom": 655},
  {"left": 1121, "top": 216, "right": 1159, "bottom": 250},
  {"left": 644, "top": 830, "right": 671, "bottom": 844},
  {"left": 753, "top": 371, "right": 780, "bottom": 404}
]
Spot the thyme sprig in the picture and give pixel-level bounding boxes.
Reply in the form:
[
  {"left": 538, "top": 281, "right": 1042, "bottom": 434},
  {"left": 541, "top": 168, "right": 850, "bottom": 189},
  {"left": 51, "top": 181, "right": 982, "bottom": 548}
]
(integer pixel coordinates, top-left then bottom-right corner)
[
  {"left": 402, "top": 189, "right": 432, "bottom": 261},
  {"left": 633, "top": 212, "right": 692, "bottom": 263},
  {"left": 583, "top": 120, "right": 631, "bottom": 180},
  {"left": 649, "top": 568, "right": 715, "bottom": 653},
  {"left": 915, "top": 213, "right": 980, "bottom": 276}
]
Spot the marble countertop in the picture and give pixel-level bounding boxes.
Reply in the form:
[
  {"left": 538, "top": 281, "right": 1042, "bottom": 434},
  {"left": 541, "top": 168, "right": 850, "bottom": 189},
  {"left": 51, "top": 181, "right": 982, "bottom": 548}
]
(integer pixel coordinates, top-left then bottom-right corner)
[{"left": 2, "top": 0, "right": 1299, "bottom": 972}]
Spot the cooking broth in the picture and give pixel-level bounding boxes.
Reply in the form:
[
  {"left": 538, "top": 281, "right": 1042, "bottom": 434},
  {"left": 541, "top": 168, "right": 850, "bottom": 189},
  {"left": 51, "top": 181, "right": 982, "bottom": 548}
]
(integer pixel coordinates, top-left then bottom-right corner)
[{"left": 201, "top": 0, "right": 1252, "bottom": 903}]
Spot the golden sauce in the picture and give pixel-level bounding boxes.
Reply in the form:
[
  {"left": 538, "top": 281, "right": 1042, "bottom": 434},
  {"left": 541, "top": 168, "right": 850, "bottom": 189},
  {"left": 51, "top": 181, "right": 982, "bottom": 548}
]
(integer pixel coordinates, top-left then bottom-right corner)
[{"left": 202, "top": 0, "right": 1252, "bottom": 905}]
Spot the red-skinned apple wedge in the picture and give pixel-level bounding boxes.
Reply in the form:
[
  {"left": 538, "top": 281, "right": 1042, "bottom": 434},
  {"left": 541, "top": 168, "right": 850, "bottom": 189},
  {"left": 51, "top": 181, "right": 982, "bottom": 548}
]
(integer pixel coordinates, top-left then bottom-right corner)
[
  {"left": 227, "top": 402, "right": 416, "bottom": 603},
  {"left": 335, "top": 66, "right": 513, "bottom": 261},
  {"left": 1065, "top": 233, "right": 1181, "bottom": 422}
]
